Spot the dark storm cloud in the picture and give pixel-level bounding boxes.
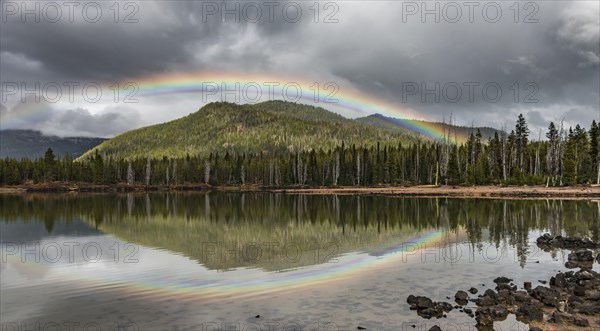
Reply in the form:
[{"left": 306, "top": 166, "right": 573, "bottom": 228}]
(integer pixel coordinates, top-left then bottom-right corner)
[
  {"left": 1, "top": 0, "right": 598, "bottom": 136},
  {"left": 0, "top": 1, "right": 216, "bottom": 82},
  {"left": 0, "top": 100, "right": 144, "bottom": 137},
  {"left": 315, "top": 2, "right": 599, "bottom": 129},
  {"left": 0, "top": 1, "right": 309, "bottom": 83}
]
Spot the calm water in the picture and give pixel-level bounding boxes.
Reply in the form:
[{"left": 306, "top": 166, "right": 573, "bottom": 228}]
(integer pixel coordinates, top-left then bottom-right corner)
[{"left": 1, "top": 193, "right": 599, "bottom": 331}]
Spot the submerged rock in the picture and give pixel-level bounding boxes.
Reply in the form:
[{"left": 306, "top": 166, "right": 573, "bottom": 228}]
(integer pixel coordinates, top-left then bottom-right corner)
[
  {"left": 568, "top": 250, "right": 595, "bottom": 262},
  {"left": 536, "top": 233, "right": 600, "bottom": 249},
  {"left": 407, "top": 256, "right": 600, "bottom": 330},
  {"left": 475, "top": 305, "right": 509, "bottom": 327},
  {"left": 406, "top": 295, "right": 454, "bottom": 319}
]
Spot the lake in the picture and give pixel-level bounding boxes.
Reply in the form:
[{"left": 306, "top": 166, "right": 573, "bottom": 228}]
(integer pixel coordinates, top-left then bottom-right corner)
[{"left": 1, "top": 193, "right": 599, "bottom": 331}]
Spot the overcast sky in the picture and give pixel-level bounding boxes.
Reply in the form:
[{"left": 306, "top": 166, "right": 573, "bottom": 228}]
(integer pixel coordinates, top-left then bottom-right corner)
[{"left": 0, "top": 0, "right": 598, "bottom": 137}]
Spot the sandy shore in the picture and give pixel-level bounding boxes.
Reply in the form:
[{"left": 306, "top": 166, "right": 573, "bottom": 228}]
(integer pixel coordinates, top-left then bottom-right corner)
[
  {"left": 268, "top": 185, "right": 600, "bottom": 199},
  {"left": 2, "top": 184, "right": 600, "bottom": 199}
]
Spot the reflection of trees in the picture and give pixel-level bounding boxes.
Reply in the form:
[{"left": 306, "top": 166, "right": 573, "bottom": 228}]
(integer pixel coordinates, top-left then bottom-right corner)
[{"left": 1, "top": 194, "right": 599, "bottom": 269}]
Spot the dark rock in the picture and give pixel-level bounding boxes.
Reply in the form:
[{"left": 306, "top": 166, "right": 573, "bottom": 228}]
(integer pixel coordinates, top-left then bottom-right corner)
[
  {"left": 428, "top": 327, "right": 441, "bottom": 331},
  {"left": 574, "top": 285, "right": 587, "bottom": 297},
  {"left": 406, "top": 261, "right": 600, "bottom": 329},
  {"left": 574, "top": 318, "right": 590, "bottom": 327},
  {"left": 418, "top": 307, "right": 442, "bottom": 319},
  {"left": 536, "top": 233, "right": 553, "bottom": 244},
  {"left": 565, "top": 261, "right": 579, "bottom": 269},
  {"left": 483, "top": 289, "right": 498, "bottom": 299},
  {"left": 585, "top": 289, "right": 600, "bottom": 300},
  {"left": 455, "top": 290, "right": 468, "bottom": 301},
  {"left": 474, "top": 295, "right": 497, "bottom": 306},
  {"left": 529, "top": 328, "right": 543, "bottom": 331},
  {"left": 568, "top": 250, "right": 595, "bottom": 262},
  {"left": 516, "top": 303, "right": 543, "bottom": 321},
  {"left": 512, "top": 290, "right": 532, "bottom": 303},
  {"left": 537, "top": 234, "right": 600, "bottom": 249},
  {"left": 568, "top": 295, "right": 584, "bottom": 310},
  {"left": 550, "top": 272, "right": 566, "bottom": 288},
  {"left": 475, "top": 305, "right": 509, "bottom": 326},
  {"left": 357, "top": 327, "right": 366, "bottom": 330},
  {"left": 576, "top": 269, "right": 597, "bottom": 280},
  {"left": 454, "top": 290, "right": 468, "bottom": 305},
  {"left": 495, "top": 283, "right": 515, "bottom": 292},
  {"left": 437, "top": 302, "right": 453, "bottom": 312},
  {"left": 531, "top": 286, "right": 560, "bottom": 306},
  {"left": 579, "top": 302, "right": 600, "bottom": 315},
  {"left": 407, "top": 295, "right": 455, "bottom": 320},
  {"left": 476, "top": 305, "right": 509, "bottom": 318},
  {"left": 417, "top": 296, "right": 434, "bottom": 309},
  {"left": 493, "top": 277, "right": 512, "bottom": 285},
  {"left": 550, "top": 311, "right": 574, "bottom": 324}
]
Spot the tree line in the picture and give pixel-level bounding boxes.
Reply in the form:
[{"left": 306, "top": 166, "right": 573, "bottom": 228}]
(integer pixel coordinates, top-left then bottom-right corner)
[{"left": 1, "top": 115, "right": 599, "bottom": 187}]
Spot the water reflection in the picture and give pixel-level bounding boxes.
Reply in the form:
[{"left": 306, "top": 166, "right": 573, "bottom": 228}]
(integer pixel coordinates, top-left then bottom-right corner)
[
  {"left": 2, "top": 194, "right": 600, "bottom": 330},
  {"left": 1, "top": 193, "right": 599, "bottom": 271}
]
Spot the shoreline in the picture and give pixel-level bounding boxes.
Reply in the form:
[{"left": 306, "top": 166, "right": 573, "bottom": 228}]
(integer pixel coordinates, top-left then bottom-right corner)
[
  {"left": 407, "top": 235, "right": 600, "bottom": 331},
  {"left": 1, "top": 184, "right": 600, "bottom": 199}
]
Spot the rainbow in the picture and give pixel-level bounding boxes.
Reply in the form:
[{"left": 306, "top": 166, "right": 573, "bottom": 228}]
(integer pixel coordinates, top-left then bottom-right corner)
[
  {"left": 0, "top": 71, "right": 465, "bottom": 141},
  {"left": 131, "top": 71, "right": 457, "bottom": 141},
  {"left": 1, "top": 229, "right": 450, "bottom": 301},
  {"left": 0, "top": 99, "right": 54, "bottom": 131}
]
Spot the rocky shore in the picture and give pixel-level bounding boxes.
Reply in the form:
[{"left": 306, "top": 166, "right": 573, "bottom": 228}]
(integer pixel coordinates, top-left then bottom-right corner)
[
  {"left": 3, "top": 184, "right": 600, "bottom": 199},
  {"left": 406, "top": 234, "right": 600, "bottom": 331}
]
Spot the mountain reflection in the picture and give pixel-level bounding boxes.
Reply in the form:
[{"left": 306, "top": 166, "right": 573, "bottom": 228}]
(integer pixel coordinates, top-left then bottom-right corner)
[{"left": 1, "top": 193, "right": 599, "bottom": 270}]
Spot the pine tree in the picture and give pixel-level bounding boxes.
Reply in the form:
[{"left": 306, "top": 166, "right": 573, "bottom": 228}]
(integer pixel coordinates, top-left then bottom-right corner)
[
  {"left": 589, "top": 121, "right": 599, "bottom": 184},
  {"left": 563, "top": 128, "right": 577, "bottom": 185},
  {"left": 44, "top": 148, "right": 57, "bottom": 182},
  {"left": 546, "top": 122, "right": 560, "bottom": 185},
  {"left": 515, "top": 114, "right": 529, "bottom": 172}
]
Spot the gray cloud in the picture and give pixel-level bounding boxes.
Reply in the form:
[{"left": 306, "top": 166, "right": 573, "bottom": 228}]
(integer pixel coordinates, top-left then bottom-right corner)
[
  {"left": 0, "top": 0, "right": 598, "bottom": 137},
  {"left": 0, "top": 101, "right": 144, "bottom": 137},
  {"left": 42, "top": 106, "right": 144, "bottom": 137}
]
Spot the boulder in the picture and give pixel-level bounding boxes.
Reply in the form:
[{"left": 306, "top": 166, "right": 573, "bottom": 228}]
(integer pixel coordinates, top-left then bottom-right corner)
[{"left": 516, "top": 303, "right": 543, "bottom": 321}]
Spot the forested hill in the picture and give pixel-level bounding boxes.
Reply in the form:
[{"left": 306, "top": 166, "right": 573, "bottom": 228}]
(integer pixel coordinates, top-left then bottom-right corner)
[
  {"left": 0, "top": 130, "right": 105, "bottom": 159},
  {"left": 79, "top": 101, "right": 421, "bottom": 160},
  {"left": 356, "top": 114, "right": 503, "bottom": 142}
]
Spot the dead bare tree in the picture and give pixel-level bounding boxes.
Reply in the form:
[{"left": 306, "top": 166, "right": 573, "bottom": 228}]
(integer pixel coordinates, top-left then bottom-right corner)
[{"left": 333, "top": 151, "right": 340, "bottom": 186}]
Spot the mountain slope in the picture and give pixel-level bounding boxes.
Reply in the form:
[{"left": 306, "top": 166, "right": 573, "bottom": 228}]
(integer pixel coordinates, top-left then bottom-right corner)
[
  {"left": 80, "top": 101, "right": 420, "bottom": 160},
  {"left": 357, "top": 114, "right": 503, "bottom": 142},
  {"left": 0, "top": 130, "right": 105, "bottom": 159}
]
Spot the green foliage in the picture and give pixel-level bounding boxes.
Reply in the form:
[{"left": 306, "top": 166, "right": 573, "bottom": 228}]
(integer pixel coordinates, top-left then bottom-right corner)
[
  {"left": 1, "top": 106, "right": 599, "bottom": 187},
  {"left": 79, "top": 101, "right": 420, "bottom": 161},
  {"left": 44, "top": 148, "right": 57, "bottom": 182}
]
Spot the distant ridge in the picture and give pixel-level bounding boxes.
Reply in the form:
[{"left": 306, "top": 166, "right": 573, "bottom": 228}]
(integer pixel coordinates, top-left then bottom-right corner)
[
  {"left": 0, "top": 130, "right": 105, "bottom": 159},
  {"left": 356, "top": 113, "right": 503, "bottom": 142}
]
